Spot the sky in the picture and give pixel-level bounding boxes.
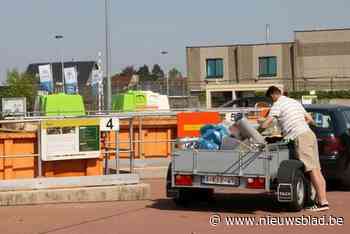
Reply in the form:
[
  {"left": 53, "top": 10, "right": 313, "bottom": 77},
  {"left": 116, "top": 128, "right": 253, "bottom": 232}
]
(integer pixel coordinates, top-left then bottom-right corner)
[{"left": 1, "top": 0, "right": 350, "bottom": 83}]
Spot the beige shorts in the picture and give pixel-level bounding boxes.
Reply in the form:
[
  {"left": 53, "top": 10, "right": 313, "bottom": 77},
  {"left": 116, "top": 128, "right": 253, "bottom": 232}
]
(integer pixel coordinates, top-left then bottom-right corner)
[{"left": 295, "top": 130, "right": 321, "bottom": 172}]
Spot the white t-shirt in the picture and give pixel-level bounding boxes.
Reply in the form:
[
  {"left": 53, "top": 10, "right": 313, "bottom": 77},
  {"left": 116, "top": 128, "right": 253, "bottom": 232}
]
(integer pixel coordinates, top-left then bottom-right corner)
[{"left": 269, "top": 96, "right": 310, "bottom": 139}]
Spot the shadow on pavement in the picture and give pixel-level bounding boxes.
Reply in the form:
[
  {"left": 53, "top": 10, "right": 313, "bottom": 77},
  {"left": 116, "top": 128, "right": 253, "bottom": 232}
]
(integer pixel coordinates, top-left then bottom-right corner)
[{"left": 148, "top": 193, "right": 290, "bottom": 214}]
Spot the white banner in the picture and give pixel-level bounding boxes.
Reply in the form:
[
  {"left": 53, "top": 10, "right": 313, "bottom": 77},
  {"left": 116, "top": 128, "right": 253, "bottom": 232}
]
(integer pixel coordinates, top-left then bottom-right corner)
[
  {"left": 38, "top": 64, "right": 53, "bottom": 83},
  {"left": 1, "top": 97, "right": 26, "bottom": 116},
  {"left": 64, "top": 67, "right": 78, "bottom": 85}
]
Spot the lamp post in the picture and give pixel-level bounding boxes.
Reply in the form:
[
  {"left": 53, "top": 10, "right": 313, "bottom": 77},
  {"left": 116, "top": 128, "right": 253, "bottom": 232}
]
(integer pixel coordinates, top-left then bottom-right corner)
[
  {"left": 105, "top": 0, "right": 112, "bottom": 112},
  {"left": 161, "top": 51, "right": 169, "bottom": 96},
  {"left": 54, "top": 35, "right": 65, "bottom": 92}
]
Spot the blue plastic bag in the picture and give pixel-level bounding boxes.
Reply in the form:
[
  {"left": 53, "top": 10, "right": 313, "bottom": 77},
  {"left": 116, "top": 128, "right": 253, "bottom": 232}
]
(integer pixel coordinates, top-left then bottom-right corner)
[{"left": 197, "top": 124, "right": 229, "bottom": 150}]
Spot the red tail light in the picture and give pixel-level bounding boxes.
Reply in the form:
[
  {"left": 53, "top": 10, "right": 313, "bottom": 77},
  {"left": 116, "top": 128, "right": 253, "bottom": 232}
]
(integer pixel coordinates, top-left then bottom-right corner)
[
  {"left": 175, "top": 175, "right": 193, "bottom": 186},
  {"left": 322, "top": 135, "right": 345, "bottom": 156},
  {"left": 247, "top": 177, "right": 265, "bottom": 189}
]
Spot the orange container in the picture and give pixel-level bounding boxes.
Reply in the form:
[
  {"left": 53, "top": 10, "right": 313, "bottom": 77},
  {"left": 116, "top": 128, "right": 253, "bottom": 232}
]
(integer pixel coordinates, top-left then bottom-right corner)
[
  {"left": 177, "top": 112, "right": 221, "bottom": 138},
  {"left": 104, "top": 116, "right": 177, "bottom": 159},
  {"left": 1, "top": 116, "right": 178, "bottom": 180},
  {"left": 0, "top": 132, "right": 103, "bottom": 180}
]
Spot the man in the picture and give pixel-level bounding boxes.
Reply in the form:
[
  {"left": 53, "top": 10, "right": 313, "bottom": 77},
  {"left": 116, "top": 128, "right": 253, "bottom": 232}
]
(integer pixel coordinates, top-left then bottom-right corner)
[{"left": 260, "top": 86, "right": 329, "bottom": 212}]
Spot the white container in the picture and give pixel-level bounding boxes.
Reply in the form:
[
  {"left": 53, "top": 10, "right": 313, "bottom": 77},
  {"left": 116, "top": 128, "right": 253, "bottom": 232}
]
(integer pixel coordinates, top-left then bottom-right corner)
[
  {"left": 143, "top": 91, "right": 170, "bottom": 110},
  {"left": 158, "top": 95, "right": 170, "bottom": 110},
  {"left": 144, "top": 91, "right": 159, "bottom": 110}
]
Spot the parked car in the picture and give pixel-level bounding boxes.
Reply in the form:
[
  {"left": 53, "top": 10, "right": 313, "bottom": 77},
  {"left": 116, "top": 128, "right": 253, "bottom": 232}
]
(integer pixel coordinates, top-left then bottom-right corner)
[
  {"left": 305, "top": 105, "right": 350, "bottom": 187},
  {"left": 220, "top": 96, "right": 272, "bottom": 108}
]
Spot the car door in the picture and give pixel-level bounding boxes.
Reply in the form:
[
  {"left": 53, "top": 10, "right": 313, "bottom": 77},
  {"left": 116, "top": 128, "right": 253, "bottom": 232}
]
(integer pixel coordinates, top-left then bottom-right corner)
[{"left": 307, "top": 110, "right": 336, "bottom": 159}]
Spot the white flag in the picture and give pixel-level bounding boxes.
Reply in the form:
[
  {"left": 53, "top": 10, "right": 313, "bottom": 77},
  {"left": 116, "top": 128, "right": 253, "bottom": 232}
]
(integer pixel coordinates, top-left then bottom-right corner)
[
  {"left": 64, "top": 67, "right": 78, "bottom": 85},
  {"left": 38, "top": 64, "right": 53, "bottom": 83}
]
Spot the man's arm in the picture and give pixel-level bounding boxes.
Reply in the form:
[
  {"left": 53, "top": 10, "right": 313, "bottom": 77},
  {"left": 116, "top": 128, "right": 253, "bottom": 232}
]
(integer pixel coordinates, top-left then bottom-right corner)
[
  {"left": 259, "top": 116, "right": 274, "bottom": 130},
  {"left": 305, "top": 112, "right": 315, "bottom": 125}
]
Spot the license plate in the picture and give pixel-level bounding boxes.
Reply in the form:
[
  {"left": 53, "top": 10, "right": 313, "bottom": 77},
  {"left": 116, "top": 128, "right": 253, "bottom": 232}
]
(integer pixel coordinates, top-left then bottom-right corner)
[{"left": 202, "top": 175, "right": 239, "bottom": 186}]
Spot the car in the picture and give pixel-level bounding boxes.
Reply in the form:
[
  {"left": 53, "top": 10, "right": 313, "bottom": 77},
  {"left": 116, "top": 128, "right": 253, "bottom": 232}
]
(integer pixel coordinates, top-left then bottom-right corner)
[
  {"left": 220, "top": 96, "right": 272, "bottom": 108},
  {"left": 304, "top": 104, "right": 350, "bottom": 187}
]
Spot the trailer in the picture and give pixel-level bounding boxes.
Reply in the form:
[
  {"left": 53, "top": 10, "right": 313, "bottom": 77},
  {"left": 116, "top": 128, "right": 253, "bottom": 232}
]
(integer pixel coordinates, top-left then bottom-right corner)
[{"left": 166, "top": 118, "right": 316, "bottom": 211}]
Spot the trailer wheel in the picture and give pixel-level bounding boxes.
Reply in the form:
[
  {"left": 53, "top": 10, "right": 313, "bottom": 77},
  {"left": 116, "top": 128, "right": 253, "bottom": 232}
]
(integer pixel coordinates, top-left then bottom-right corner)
[
  {"left": 173, "top": 188, "right": 214, "bottom": 206},
  {"left": 288, "top": 169, "right": 306, "bottom": 211},
  {"left": 174, "top": 189, "right": 193, "bottom": 206}
]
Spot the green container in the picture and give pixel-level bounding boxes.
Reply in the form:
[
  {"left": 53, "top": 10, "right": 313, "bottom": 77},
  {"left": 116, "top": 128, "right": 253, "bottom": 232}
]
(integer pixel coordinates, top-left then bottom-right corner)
[
  {"left": 40, "top": 93, "right": 85, "bottom": 116},
  {"left": 112, "top": 90, "right": 146, "bottom": 112}
]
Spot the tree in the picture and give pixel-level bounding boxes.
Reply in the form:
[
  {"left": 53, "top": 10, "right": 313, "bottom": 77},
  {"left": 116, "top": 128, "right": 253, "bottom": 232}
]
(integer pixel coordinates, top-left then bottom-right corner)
[
  {"left": 151, "top": 64, "right": 164, "bottom": 79},
  {"left": 120, "top": 66, "right": 136, "bottom": 76},
  {"left": 168, "top": 68, "right": 183, "bottom": 79},
  {"left": 4, "top": 69, "right": 38, "bottom": 111},
  {"left": 137, "top": 65, "right": 152, "bottom": 81}
]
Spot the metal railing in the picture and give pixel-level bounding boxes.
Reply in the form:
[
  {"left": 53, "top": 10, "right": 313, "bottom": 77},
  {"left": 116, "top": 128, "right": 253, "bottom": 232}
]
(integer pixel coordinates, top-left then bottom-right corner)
[
  {"left": 0, "top": 108, "right": 263, "bottom": 179},
  {"left": 113, "top": 78, "right": 189, "bottom": 97},
  {"left": 186, "top": 76, "right": 350, "bottom": 92}
]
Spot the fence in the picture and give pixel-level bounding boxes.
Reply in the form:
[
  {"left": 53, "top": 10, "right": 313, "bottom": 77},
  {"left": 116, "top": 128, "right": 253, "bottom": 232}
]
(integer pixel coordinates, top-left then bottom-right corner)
[
  {"left": 112, "top": 78, "right": 189, "bottom": 97},
  {"left": 187, "top": 76, "right": 350, "bottom": 92},
  {"left": 0, "top": 108, "right": 262, "bottom": 180}
]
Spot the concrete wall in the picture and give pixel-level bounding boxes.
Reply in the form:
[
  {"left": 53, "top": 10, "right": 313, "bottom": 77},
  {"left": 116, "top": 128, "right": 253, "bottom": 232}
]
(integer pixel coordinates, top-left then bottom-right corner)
[
  {"left": 199, "top": 47, "right": 230, "bottom": 81},
  {"left": 251, "top": 44, "right": 284, "bottom": 79},
  {"left": 186, "top": 47, "right": 201, "bottom": 91},
  {"left": 228, "top": 47, "right": 238, "bottom": 82},
  {"left": 237, "top": 46, "right": 253, "bottom": 80},
  {"left": 187, "top": 43, "right": 293, "bottom": 91},
  {"left": 281, "top": 43, "right": 294, "bottom": 79},
  {"left": 295, "top": 29, "right": 350, "bottom": 78}
]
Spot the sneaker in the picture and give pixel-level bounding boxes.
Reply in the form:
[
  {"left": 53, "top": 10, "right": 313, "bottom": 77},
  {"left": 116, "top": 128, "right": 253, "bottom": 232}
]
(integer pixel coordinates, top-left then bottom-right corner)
[{"left": 305, "top": 203, "right": 329, "bottom": 212}]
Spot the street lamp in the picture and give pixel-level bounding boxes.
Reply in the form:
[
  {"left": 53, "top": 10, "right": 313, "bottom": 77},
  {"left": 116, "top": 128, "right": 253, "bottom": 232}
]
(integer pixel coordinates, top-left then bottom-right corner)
[
  {"left": 54, "top": 35, "right": 65, "bottom": 92},
  {"left": 161, "top": 51, "right": 169, "bottom": 96},
  {"left": 105, "top": 0, "right": 112, "bottom": 112}
]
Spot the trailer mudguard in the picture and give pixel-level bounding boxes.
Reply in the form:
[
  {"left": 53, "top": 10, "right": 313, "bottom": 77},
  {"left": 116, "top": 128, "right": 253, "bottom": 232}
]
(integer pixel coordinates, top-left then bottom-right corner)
[
  {"left": 277, "top": 160, "right": 305, "bottom": 183},
  {"left": 277, "top": 160, "right": 305, "bottom": 202}
]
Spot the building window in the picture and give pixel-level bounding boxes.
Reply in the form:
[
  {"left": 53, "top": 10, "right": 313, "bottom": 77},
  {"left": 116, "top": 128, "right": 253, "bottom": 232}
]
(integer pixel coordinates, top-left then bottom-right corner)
[
  {"left": 206, "top": 59, "right": 224, "bottom": 78},
  {"left": 259, "top": 56, "right": 277, "bottom": 77}
]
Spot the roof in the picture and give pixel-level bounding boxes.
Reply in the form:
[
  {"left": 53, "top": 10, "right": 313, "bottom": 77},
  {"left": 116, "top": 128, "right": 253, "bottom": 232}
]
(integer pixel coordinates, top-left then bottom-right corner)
[
  {"left": 304, "top": 104, "right": 350, "bottom": 110},
  {"left": 186, "top": 41, "right": 294, "bottom": 49},
  {"left": 112, "top": 75, "right": 132, "bottom": 87},
  {"left": 294, "top": 27, "right": 350, "bottom": 33},
  {"left": 26, "top": 61, "right": 97, "bottom": 90}
]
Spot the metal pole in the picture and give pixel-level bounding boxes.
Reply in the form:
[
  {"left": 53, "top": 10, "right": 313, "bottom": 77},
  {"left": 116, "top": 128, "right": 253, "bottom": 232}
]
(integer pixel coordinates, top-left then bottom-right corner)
[
  {"left": 104, "top": 132, "right": 109, "bottom": 175},
  {"left": 167, "top": 75, "right": 169, "bottom": 96},
  {"left": 55, "top": 35, "right": 65, "bottom": 93},
  {"left": 97, "top": 52, "right": 103, "bottom": 113},
  {"left": 105, "top": 0, "right": 112, "bottom": 112},
  {"left": 116, "top": 130, "right": 120, "bottom": 174},
  {"left": 61, "top": 47, "right": 65, "bottom": 92},
  {"left": 138, "top": 116, "right": 143, "bottom": 159},
  {"left": 37, "top": 121, "right": 42, "bottom": 177},
  {"left": 160, "top": 51, "right": 169, "bottom": 96},
  {"left": 129, "top": 118, "right": 134, "bottom": 173}
]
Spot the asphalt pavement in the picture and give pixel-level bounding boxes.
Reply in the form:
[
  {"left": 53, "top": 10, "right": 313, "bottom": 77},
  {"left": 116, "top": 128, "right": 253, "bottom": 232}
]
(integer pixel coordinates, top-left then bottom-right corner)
[{"left": 0, "top": 179, "right": 349, "bottom": 234}]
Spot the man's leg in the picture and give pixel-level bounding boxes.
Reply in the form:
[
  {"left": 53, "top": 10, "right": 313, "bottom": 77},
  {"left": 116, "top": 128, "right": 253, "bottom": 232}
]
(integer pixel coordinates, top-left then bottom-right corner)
[
  {"left": 295, "top": 131, "right": 329, "bottom": 211},
  {"left": 308, "top": 168, "right": 328, "bottom": 205}
]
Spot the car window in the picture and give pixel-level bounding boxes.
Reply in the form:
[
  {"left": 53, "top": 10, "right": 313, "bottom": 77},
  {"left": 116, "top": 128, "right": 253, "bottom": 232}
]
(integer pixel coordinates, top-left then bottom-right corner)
[
  {"left": 342, "top": 110, "right": 350, "bottom": 129},
  {"left": 309, "top": 111, "right": 333, "bottom": 130}
]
